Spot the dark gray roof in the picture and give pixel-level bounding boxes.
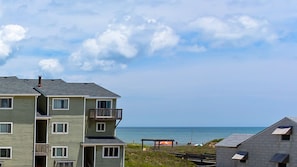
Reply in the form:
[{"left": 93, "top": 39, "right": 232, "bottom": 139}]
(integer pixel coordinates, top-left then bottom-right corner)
[
  {"left": 23, "top": 79, "right": 120, "bottom": 97},
  {"left": 83, "top": 137, "right": 125, "bottom": 145},
  {"left": 0, "top": 77, "right": 39, "bottom": 95},
  {"left": 288, "top": 117, "right": 297, "bottom": 123},
  {"left": 216, "top": 134, "right": 254, "bottom": 148}
]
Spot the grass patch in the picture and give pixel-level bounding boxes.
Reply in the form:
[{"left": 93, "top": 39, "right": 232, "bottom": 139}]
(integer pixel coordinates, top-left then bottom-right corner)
[{"left": 125, "top": 139, "right": 221, "bottom": 167}]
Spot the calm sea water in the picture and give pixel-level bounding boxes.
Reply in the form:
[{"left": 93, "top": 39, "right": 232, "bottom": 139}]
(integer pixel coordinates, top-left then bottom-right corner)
[{"left": 116, "top": 127, "right": 265, "bottom": 145}]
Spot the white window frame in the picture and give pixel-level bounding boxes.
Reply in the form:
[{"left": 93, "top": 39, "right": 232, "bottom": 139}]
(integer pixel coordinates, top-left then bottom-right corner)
[
  {"left": 102, "top": 146, "right": 120, "bottom": 158},
  {"left": 0, "top": 97, "right": 13, "bottom": 109},
  {"left": 96, "top": 99, "right": 112, "bottom": 109},
  {"left": 0, "top": 122, "right": 12, "bottom": 134},
  {"left": 0, "top": 147, "right": 12, "bottom": 159},
  {"left": 52, "top": 98, "right": 69, "bottom": 110},
  {"left": 96, "top": 122, "right": 106, "bottom": 132},
  {"left": 52, "top": 146, "right": 68, "bottom": 158},
  {"left": 55, "top": 160, "right": 74, "bottom": 167},
  {"left": 52, "top": 122, "right": 69, "bottom": 134}
]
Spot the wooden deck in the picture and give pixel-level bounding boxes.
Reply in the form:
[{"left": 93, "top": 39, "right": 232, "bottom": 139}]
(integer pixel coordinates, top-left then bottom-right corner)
[{"left": 173, "top": 152, "right": 216, "bottom": 167}]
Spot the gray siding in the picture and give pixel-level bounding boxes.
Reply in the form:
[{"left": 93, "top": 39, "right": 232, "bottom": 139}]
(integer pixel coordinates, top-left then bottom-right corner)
[
  {"left": 47, "top": 97, "right": 85, "bottom": 167},
  {"left": 237, "top": 118, "right": 297, "bottom": 167},
  {"left": 95, "top": 145, "right": 124, "bottom": 167},
  {"left": 216, "top": 147, "right": 237, "bottom": 167},
  {"left": 0, "top": 96, "right": 36, "bottom": 167},
  {"left": 87, "top": 120, "right": 116, "bottom": 137},
  {"left": 217, "top": 117, "right": 297, "bottom": 167},
  {"left": 85, "top": 98, "right": 117, "bottom": 137}
]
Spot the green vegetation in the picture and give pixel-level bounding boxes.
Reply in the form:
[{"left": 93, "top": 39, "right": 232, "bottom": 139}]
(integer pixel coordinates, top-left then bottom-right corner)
[{"left": 125, "top": 139, "right": 222, "bottom": 167}]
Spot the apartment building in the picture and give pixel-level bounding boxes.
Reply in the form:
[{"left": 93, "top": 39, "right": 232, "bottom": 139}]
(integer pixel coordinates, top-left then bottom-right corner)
[{"left": 0, "top": 76, "right": 125, "bottom": 167}]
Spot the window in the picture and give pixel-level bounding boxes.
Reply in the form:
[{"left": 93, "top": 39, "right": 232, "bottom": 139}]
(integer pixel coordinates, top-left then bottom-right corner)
[
  {"left": 52, "top": 123, "right": 68, "bottom": 134},
  {"left": 279, "top": 163, "right": 287, "bottom": 167},
  {"left": 0, "top": 123, "right": 12, "bottom": 134},
  {"left": 0, "top": 98, "right": 12, "bottom": 109},
  {"left": 97, "top": 100, "right": 112, "bottom": 108},
  {"left": 232, "top": 151, "right": 248, "bottom": 163},
  {"left": 55, "top": 160, "right": 74, "bottom": 167},
  {"left": 270, "top": 153, "right": 289, "bottom": 165},
  {"left": 282, "top": 135, "right": 290, "bottom": 141},
  {"left": 53, "top": 98, "right": 69, "bottom": 110},
  {"left": 0, "top": 147, "right": 12, "bottom": 159},
  {"left": 272, "top": 126, "right": 292, "bottom": 141},
  {"left": 96, "top": 122, "right": 106, "bottom": 132},
  {"left": 52, "top": 146, "right": 68, "bottom": 158},
  {"left": 103, "top": 146, "right": 119, "bottom": 158}
]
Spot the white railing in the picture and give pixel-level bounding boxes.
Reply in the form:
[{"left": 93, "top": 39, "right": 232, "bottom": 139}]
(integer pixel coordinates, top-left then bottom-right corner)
[{"left": 89, "top": 109, "right": 122, "bottom": 120}]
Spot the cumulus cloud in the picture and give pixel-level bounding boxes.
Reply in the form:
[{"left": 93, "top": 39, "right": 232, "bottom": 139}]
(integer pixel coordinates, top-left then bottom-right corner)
[
  {"left": 189, "top": 15, "right": 277, "bottom": 45},
  {"left": 183, "top": 45, "right": 206, "bottom": 53},
  {"left": 0, "top": 24, "right": 26, "bottom": 59},
  {"left": 38, "top": 59, "right": 63, "bottom": 73},
  {"left": 70, "top": 16, "right": 180, "bottom": 71},
  {"left": 150, "top": 26, "right": 179, "bottom": 52},
  {"left": 70, "top": 26, "right": 136, "bottom": 71}
]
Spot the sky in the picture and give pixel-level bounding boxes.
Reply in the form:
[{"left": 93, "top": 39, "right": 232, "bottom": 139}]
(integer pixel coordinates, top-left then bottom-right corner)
[{"left": 1, "top": 0, "right": 297, "bottom": 127}]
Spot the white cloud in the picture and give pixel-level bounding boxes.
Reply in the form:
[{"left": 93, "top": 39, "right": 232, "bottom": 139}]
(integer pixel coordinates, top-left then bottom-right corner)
[
  {"left": 1, "top": 25, "right": 26, "bottom": 42},
  {"left": 0, "top": 24, "right": 26, "bottom": 59},
  {"left": 69, "top": 24, "right": 139, "bottom": 71},
  {"left": 79, "top": 59, "right": 127, "bottom": 71},
  {"left": 189, "top": 15, "right": 277, "bottom": 44},
  {"left": 183, "top": 45, "right": 206, "bottom": 53},
  {"left": 150, "top": 26, "right": 179, "bottom": 52},
  {"left": 76, "top": 26, "right": 138, "bottom": 59},
  {"left": 98, "top": 29, "right": 138, "bottom": 58},
  {"left": 0, "top": 41, "right": 10, "bottom": 58},
  {"left": 70, "top": 16, "right": 179, "bottom": 71},
  {"left": 38, "top": 59, "right": 64, "bottom": 73}
]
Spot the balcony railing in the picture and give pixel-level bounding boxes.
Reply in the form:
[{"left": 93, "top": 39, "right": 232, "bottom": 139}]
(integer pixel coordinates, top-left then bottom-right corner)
[
  {"left": 89, "top": 108, "right": 122, "bottom": 120},
  {"left": 35, "top": 143, "right": 49, "bottom": 156}
]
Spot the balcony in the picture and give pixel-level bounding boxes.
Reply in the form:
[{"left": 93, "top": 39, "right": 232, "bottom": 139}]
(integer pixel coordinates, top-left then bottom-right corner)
[
  {"left": 35, "top": 143, "right": 49, "bottom": 156},
  {"left": 89, "top": 109, "right": 122, "bottom": 120}
]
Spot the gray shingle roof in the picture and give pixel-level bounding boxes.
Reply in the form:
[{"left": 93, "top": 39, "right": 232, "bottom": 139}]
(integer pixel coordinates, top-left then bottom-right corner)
[
  {"left": 83, "top": 137, "right": 125, "bottom": 145},
  {"left": 23, "top": 79, "right": 120, "bottom": 97},
  {"left": 287, "top": 117, "right": 297, "bottom": 123},
  {"left": 216, "top": 133, "right": 254, "bottom": 148},
  {"left": 0, "top": 77, "right": 40, "bottom": 95}
]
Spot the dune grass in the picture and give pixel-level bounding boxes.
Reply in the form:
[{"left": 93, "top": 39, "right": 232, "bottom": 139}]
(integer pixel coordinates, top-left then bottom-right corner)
[{"left": 125, "top": 139, "right": 221, "bottom": 167}]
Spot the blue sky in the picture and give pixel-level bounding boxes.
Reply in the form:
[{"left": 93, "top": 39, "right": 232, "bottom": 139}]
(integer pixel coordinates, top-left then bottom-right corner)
[{"left": 1, "top": 0, "right": 297, "bottom": 127}]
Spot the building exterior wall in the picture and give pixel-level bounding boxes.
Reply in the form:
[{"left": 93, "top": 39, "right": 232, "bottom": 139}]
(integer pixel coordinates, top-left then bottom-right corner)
[
  {"left": 216, "top": 147, "right": 237, "bottom": 167},
  {"left": 85, "top": 98, "right": 117, "bottom": 137},
  {"left": 87, "top": 120, "right": 116, "bottom": 137},
  {"left": 236, "top": 118, "right": 297, "bottom": 167},
  {"left": 95, "top": 145, "right": 124, "bottom": 167},
  {"left": 217, "top": 117, "right": 297, "bottom": 167},
  {"left": 47, "top": 97, "right": 85, "bottom": 167},
  {"left": 0, "top": 96, "right": 36, "bottom": 167}
]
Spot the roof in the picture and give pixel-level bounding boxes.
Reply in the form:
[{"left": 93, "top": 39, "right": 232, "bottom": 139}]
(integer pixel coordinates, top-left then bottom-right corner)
[
  {"left": 217, "top": 117, "right": 297, "bottom": 148},
  {"left": 287, "top": 117, "right": 297, "bottom": 123},
  {"left": 0, "top": 76, "right": 40, "bottom": 95},
  {"left": 82, "top": 137, "right": 125, "bottom": 146},
  {"left": 215, "top": 133, "right": 254, "bottom": 148},
  {"left": 23, "top": 79, "right": 120, "bottom": 98}
]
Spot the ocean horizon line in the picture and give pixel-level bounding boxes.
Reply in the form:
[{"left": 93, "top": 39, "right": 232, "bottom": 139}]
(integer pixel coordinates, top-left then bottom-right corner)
[{"left": 117, "top": 126, "right": 267, "bottom": 128}]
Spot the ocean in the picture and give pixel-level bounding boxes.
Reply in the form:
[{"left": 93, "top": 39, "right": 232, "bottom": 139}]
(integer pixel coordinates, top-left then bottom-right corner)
[{"left": 116, "top": 127, "right": 265, "bottom": 145}]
